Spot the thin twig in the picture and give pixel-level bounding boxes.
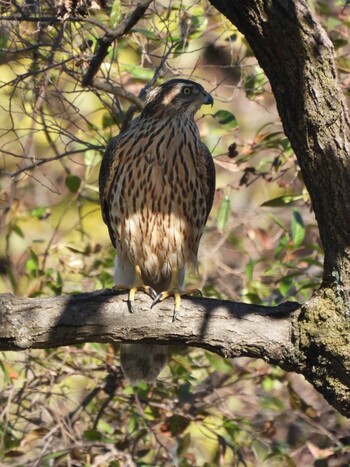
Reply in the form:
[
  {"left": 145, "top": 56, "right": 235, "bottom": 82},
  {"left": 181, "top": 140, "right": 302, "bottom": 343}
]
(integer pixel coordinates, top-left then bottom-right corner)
[
  {"left": 81, "top": 0, "right": 153, "bottom": 87},
  {"left": 92, "top": 79, "right": 144, "bottom": 109},
  {"left": 2, "top": 147, "right": 102, "bottom": 179}
]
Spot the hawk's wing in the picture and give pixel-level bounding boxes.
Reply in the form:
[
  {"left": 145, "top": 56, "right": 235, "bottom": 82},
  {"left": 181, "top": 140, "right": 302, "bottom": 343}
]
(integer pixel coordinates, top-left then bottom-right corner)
[
  {"left": 201, "top": 143, "right": 216, "bottom": 223},
  {"left": 99, "top": 135, "right": 122, "bottom": 249},
  {"left": 99, "top": 118, "right": 141, "bottom": 246}
]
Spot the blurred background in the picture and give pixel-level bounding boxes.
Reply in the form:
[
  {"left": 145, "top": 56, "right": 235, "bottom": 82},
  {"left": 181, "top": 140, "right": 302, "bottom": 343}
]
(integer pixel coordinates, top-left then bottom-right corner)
[{"left": 0, "top": 0, "right": 349, "bottom": 465}]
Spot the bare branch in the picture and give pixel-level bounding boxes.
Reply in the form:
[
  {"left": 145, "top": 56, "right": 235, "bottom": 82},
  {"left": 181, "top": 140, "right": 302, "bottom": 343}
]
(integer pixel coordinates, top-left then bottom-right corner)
[
  {"left": 81, "top": 0, "right": 154, "bottom": 86},
  {"left": 2, "top": 147, "right": 102, "bottom": 178},
  {"left": 92, "top": 79, "right": 144, "bottom": 109},
  {"left": 2, "top": 290, "right": 349, "bottom": 417},
  {"left": 0, "top": 290, "right": 300, "bottom": 365}
]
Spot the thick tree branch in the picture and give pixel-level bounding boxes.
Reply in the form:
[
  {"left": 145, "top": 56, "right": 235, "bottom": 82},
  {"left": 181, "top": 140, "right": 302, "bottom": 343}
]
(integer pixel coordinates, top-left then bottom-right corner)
[
  {"left": 0, "top": 291, "right": 300, "bottom": 366},
  {"left": 2, "top": 291, "right": 349, "bottom": 417}
]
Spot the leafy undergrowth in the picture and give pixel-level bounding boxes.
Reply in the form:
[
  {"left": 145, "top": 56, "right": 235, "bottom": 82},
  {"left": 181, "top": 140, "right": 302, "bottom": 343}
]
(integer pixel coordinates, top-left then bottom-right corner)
[{"left": 1, "top": 346, "right": 349, "bottom": 466}]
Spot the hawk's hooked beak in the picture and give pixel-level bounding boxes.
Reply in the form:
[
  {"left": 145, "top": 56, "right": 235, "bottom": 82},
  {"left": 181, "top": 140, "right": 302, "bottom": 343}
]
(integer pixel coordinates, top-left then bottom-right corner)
[{"left": 201, "top": 91, "right": 214, "bottom": 107}]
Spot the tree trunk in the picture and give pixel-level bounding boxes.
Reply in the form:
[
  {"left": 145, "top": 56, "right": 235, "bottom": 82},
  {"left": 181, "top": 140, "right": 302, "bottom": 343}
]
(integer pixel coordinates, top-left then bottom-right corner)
[
  {"left": 209, "top": 0, "right": 350, "bottom": 415},
  {"left": 209, "top": 0, "right": 350, "bottom": 292}
]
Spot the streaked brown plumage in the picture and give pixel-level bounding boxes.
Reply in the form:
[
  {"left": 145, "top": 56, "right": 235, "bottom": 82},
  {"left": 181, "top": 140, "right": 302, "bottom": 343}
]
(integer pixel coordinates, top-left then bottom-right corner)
[{"left": 99, "top": 79, "right": 215, "bottom": 383}]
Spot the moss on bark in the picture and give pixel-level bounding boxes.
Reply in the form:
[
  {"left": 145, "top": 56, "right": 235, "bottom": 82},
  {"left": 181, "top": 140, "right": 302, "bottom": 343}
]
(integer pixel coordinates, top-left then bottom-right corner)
[{"left": 298, "top": 289, "right": 350, "bottom": 416}]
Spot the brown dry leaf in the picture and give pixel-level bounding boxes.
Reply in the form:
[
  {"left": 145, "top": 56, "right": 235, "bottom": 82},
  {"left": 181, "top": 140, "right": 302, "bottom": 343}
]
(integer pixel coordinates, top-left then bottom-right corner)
[
  {"left": 306, "top": 442, "right": 335, "bottom": 460},
  {"left": 20, "top": 428, "right": 49, "bottom": 446},
  {"left": 214, "top": 158, "right": 240, "bottom": 173}
]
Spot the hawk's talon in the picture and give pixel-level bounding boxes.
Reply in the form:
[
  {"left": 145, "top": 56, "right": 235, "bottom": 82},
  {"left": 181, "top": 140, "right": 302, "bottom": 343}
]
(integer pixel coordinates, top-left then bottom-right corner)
[
  {"left": 172, "top": 306, "right": 179, "bottom": 322},
  {"left": 151, "top": 290, "right": 181, "bottom": 309},
  {"left": 151, "top": 293, "right": 162, "bottom": 309},
  {"left": 151, "top": 291, "right": 181, "bottom": 320},
  {"left": 113, "top": 282, "right": 156, "bottom": 314},
  {"left": 151, "top": 288, "right": 200, "bottom": 321},
  {"left": 147, "top": 286, "right": 157, "bottom": 300},
  {"left": 127, "top": 300, "right": 135, "bottom": 314}
]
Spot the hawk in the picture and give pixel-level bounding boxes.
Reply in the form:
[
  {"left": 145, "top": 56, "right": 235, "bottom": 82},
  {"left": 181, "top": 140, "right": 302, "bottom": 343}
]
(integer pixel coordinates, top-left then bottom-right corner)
[{"left": 99, "top": 79, "right": 215, "bottom": 383}]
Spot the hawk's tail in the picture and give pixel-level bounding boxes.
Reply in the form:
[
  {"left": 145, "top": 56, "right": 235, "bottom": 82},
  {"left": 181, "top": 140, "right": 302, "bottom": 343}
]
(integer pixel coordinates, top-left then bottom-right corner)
[
  {"left": 120, "top": 343, "right": 167, "bottom": 384},
  {"left": 115, "top": 255, "right": 173, "bottom": 384}
]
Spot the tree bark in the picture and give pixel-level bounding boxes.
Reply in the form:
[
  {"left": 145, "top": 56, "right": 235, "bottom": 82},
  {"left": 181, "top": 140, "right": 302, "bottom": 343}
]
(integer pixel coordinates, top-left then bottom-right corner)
[
  {"left": 208, "top": 0, "right": 350, "bottom": 418},
  {"left": 1, "top": 290, "right": 349, "bottom": 417},
  {"left": 209, "top": 0, "right": 350, "bottom": 293},
  {"left": 0, "top": 291, "right": 299, "bottom": 364}
]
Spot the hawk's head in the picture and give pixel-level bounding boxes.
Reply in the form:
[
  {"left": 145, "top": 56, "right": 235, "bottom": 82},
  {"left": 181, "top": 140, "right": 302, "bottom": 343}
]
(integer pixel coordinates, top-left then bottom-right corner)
[{"left": 142, "top": 79, "right": 213, "bottom": 119}]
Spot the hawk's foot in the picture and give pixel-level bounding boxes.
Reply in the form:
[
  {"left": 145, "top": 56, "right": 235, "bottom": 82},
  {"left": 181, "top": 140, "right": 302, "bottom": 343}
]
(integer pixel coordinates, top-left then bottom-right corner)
[
  {"left": 151, "top": 288, "right": 202, "bottom": 321},
  {"left": 113, "top": 264, "right": 157, "bottom": 312},
  {"left": 113, "top": 284, "right": 156, "bottom": 313}
]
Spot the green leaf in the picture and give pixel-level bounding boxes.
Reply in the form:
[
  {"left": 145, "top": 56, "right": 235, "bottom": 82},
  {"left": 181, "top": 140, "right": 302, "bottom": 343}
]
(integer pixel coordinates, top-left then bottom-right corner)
[
  {"left": 110, "top": 0, "right": 122, "bottom": 29},
  {"left": 132, "top": 27, "right": 158, "bottom": 40},
  {"left": 244, "top": 292, "right": 263, "bottom": 305},
  {"left": 26, "top": 250, "right": 39, "bottom": 273},
  {"left": 11, "top": 224, "right": 24, "bottom": 238},
  {"left": 97, "top": 419, "right": 114, "bottom": 435},
  {"left": 120, "top": 64, "right": 154, "bottom": 81},
  {"left": 102, "top": 112, "right": 115, "bottom": 129},
  {"left": 269, "top": 214, "right": 287, "bottom": 231},
  {"left": 188, "top": 15, "right": 208, "bottom": 38},
  {"left": 326, "top": 17, "right": 341, "bottom": 30},
  {"left": 177, "top": 433, "right": 191, "bottom": 456},
  {"left": 30, "top": 206, "right": 50, "bottom": 219},
  {"left": 48, "top": 271, "right": 63, "bottom": 295},
  {"left": 245, "top": 259, "right": 257, "bottom": 281},
  {"left": 216, "top": 195, "right": 231, "bottom": 231},
  {"left": 65, "top": 174, "right": 81, "bottom": 193},
  {"left": 205, "top": 352, "right": 233, "bottom": 374},
  {"left": 244, "top": 65, "right": 267, "bottom": 96},
  {"left": 39, "top": 449, "right": 71, "bottom": 462},
  {"left": 333, "top": 38, "right": 348, "bottom": 50},
  {"left": 84, "top": 429, "right": 102, "bottom": 442},
  {"left": 0, "top": 360, "right": 10, "bottom": 383},
  {"left": 261, "top": 194, "right": 303, "bottom": 207},
  {"left": 291, "top": 209, "right": 305, "bottom": 246},
  {"left": 0, "top": 31, "right": 8, "bottom": 58},
  {"left": 84, "top": 149, "right": 98, "bottom": 166},
  {"left": 212, "top": 110, "right": 238, "bottom": 128},
  {"left": 278, "top": 276, "right": 293, "bottom": 295},
  {"left": 274, "top": 233, "right": 289, "bottom": 259}
]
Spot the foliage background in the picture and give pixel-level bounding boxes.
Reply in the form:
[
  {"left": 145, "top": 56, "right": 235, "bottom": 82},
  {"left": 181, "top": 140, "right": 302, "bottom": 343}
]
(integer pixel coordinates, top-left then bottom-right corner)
[{"left": 0, "top": 0, "right": 349, "bottom": 465}]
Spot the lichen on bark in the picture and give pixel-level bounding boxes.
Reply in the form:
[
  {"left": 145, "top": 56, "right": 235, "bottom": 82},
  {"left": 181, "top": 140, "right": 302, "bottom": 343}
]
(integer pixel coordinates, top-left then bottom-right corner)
[
  {"left": 209, "top": 0, "right": 350, "bottom": 417},
  {"left": 298, "top": 290, "right": 350, "bottom": 414}
]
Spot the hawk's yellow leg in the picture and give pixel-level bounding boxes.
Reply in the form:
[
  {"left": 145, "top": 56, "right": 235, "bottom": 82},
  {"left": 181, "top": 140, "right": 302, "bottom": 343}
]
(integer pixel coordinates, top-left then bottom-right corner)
[
  {"left": 151, "top": 267, "right": 202, "bottom": 321},
  {"left": 113, "top": 265, "right": 156, "bottom": 312}
]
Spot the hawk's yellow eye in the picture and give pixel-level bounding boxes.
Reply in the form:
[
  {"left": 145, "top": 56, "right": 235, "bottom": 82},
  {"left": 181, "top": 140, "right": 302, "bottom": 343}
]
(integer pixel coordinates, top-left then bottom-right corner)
[{"left": 183, "top": 87, "right": 192, "bottom": 95}]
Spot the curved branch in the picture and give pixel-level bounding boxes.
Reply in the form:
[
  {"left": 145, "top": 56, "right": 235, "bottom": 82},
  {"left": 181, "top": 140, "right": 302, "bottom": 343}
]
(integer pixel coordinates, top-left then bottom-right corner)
[
  {"left": 92, "top": 79, "right": 144, "bottom": 109},
  {"left": 1, "top": 290, "right": 349, "bottom": 417},
  {"left": 0, "top": 291, "right": 299, "bottom": 363}
]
